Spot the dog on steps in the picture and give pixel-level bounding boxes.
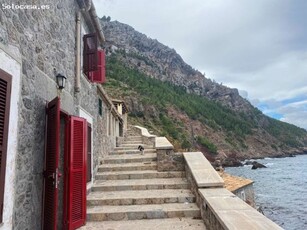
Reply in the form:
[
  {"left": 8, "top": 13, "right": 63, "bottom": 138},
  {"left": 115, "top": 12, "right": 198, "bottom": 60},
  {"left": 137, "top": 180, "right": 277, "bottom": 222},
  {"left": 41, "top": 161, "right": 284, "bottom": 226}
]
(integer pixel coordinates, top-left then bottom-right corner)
[{"left": 138, "top": 145, "right": 144, "bottom": 155}]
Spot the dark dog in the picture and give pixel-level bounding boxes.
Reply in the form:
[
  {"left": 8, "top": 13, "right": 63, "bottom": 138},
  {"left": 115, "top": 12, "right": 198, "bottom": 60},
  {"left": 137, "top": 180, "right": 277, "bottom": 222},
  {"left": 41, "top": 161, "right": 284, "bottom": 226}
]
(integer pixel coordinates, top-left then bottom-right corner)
[{"left": 138, "top": 145, "right": 144, "bottom": 155}]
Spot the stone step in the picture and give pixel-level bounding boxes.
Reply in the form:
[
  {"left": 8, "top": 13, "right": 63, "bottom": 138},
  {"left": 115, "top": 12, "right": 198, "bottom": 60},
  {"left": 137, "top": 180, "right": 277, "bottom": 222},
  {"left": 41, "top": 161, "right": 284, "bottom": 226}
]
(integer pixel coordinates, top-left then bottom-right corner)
[
  {"left": 124, "top": 136, "right": 142, "bottom": 141},
  {"left": 95, "top": 170, "right": 185, "bottom": 180},
  {"left": 87, "top": 203, "right": 200, "bottom": 221},
  {"left": 119, "top": 144, "right": 152, "bottom": 148},
  {"left": 102, "top": 153, "right": 157, "bottom": 164},
  {"left": 92, "top": 178, "right": 190, "bottom": 191},
  {"left": 115, "top": 145, "right": 153, "bottom": 150},
  {"left": 110, "top": 149, "right": 156, "bottom": 155},
  {"left": 98, "top": 162, "right": 157, "bottom": 172},
  {"left": 80, "top": 218, "right": 206, "bottom": 230},
  {"left": 121, "top": 140, "right": 143, "bottom": 145},
  {"left": 114, "top": 146, "right": 152, "bottom": 151},
  {"left": 87, "top": 189, "right": 195, "bottom": 206}
]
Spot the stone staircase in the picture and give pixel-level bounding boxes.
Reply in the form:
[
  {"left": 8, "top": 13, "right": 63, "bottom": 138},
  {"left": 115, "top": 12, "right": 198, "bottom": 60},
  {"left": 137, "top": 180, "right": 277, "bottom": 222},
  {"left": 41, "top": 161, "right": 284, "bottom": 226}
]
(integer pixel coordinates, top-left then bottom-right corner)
[{"left": 82, "top": 131, "right": 206, "bottom": 229}]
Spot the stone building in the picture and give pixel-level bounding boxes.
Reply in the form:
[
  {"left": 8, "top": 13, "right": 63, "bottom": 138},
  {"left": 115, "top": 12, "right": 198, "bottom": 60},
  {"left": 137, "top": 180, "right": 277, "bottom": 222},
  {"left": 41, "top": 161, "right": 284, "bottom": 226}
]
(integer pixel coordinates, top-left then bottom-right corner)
[
  {"left": 112, "top": 99, "right": 128, "bottom": 134},
  {"left": 0, "top": 0, "right": 124, "bottom": 229}
]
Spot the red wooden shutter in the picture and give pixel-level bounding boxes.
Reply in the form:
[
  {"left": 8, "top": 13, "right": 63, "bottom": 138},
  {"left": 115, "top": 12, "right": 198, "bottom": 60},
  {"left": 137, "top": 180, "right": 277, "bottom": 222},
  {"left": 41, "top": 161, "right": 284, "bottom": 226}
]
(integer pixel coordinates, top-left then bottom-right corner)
[
  {"left": 0, "top": 69, "right": 11, "bottom": 223},
  {"left": 87, "top": 125, "right": 92, "bottom": 183},
  {"left": 67, "top": 116, "right": 87, "bottom": 230},
  {"left": 91, "top": 50, "right": 106, "bottom": 83},
  {"left": 43, "top": 97, "right": 60, "bottom": 230},
  {"left": 83, "top": 33, "right": 98, "bottom": 78}
]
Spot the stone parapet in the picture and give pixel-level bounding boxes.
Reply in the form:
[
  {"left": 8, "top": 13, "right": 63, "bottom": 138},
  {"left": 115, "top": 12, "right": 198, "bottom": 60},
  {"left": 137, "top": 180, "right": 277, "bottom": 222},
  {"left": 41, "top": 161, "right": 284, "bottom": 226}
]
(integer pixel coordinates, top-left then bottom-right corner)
[
  {"left": 199, "top": 188, "right": 283, "bottom": 230},
  {"left": 157, "top": 150, "right": 185, "bottom": 172},
  {"left": 155, "top": 136, "right": 185, "bottom": 172},
  {"left": 183, "top": 152, "right": 224, "bottom": 188},
  {"left": 182, "top": 152, "right": 282, "bottom": 230},
  {"left": 133, "top": 125, "right": 156, "bottom": 147}
]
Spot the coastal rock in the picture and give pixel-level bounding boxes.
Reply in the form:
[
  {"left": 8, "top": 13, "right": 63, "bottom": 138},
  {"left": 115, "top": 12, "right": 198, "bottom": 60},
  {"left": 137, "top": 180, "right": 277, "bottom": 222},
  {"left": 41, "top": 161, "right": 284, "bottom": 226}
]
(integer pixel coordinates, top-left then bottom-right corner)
[
  {"left": 244, "top": 160, "right": 254, "bottom": 165},
  {"left": 222, "top": 158, "right": 243, "bottom": 167},
  {"left": 251, "top": 162, "right": 267, "bottom": 170}
]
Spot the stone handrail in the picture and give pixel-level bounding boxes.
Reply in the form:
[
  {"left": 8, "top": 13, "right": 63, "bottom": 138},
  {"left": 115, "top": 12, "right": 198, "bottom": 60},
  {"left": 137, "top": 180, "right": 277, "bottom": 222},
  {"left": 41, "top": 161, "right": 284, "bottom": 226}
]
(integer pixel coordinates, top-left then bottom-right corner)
[
  {"left": 134, "top": 125, "right": 156, "bottom": 137},
  {"left": 199, "top": 188, "right": 283, "bottom": 230},
  {"left": 184, "top": 152, "right": 224, "bottom": 188},
  {"left": 183, "top": 152, "right": 283, "bottom": 230},
  {"left": 133, "top": 125, "right": 156, "bottom": 147},
  {"left": 154, "top": 136, "right": 185, "bottom": 172},
  {"left": 155, "top": 137, "right": 173, "bottom": 150}
]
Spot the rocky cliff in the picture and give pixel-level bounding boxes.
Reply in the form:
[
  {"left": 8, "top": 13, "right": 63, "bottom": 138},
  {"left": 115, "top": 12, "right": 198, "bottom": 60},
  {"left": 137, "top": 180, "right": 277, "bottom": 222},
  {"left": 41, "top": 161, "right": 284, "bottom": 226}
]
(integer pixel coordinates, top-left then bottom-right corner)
[
  {"left": 101, "top": 19, "right": 307, "bottom": 163},
  {"left": 102, "top": 21, "right": 252, "bottom": 113}
]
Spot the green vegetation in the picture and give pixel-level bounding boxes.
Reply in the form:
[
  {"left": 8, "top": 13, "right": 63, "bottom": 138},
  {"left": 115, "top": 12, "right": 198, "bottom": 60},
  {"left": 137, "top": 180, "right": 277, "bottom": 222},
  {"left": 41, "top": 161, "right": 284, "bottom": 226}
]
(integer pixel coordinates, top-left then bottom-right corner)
[
  {"left": 105, "top": 53, "right": 307, "bottom": 150},
  {"left": 196, "top": 136, "right": 218, "bottom": 154},
  {"left": 266, "top": 118, "right": 306, "bottom": 147},
  {"left": 107, "top": 54, "right": 253, "bottom": 137}
]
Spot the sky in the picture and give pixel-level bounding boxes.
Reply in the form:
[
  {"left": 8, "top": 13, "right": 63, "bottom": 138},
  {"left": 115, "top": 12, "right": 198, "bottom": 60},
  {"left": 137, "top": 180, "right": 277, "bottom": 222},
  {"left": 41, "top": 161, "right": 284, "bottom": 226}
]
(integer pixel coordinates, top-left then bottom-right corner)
[{"left": 93, "top": 0, "right": 307, "bottom": 130}]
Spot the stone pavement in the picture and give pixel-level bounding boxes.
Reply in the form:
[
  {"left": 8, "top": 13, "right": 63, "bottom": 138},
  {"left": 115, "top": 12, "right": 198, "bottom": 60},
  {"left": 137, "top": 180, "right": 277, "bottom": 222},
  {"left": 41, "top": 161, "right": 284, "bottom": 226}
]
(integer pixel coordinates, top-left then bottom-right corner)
[{"left": 80, "top": 218, "right": 206, "bottom": 230}]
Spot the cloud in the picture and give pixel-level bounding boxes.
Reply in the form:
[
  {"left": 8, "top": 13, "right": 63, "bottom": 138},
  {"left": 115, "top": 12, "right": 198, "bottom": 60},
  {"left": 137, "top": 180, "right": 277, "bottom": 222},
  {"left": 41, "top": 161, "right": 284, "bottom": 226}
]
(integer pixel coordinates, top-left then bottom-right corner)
[{"left": 93, "top": 0, "right": 307, "bottom": 129}]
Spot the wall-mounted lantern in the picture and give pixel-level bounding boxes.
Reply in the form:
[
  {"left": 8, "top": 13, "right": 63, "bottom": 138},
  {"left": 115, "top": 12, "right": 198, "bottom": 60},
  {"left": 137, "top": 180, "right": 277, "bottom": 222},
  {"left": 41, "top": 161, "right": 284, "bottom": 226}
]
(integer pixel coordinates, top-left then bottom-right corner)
[{"left": 56, "top": 74, "right": 67, "bottom": 90}]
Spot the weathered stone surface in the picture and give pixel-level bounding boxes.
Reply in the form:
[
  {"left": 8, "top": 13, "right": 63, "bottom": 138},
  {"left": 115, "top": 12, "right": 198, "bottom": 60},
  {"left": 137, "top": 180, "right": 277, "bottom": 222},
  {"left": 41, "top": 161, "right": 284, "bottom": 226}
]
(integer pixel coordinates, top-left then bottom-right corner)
[
  {"left": 79, "top": 218, "right": 206, "bottom": 230},
  {"left": 157, "top": 150, "right": 185, "bottom": 172},
  {"left": 199, "top": 188, "right": 283, "bottom": 230},
  {"left": 0, "top": 1, "right": 117, "bottom": 229},
  {"left": 183, "top": 152, "right": 224, "bottom": 188}
]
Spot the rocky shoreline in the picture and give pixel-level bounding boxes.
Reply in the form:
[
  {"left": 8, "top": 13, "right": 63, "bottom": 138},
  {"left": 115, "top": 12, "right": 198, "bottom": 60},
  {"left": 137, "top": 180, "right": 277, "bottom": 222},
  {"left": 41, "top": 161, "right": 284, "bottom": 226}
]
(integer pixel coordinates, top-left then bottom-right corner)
[{"left": 219, "top": 151, "right": 307, "bottom": 168}]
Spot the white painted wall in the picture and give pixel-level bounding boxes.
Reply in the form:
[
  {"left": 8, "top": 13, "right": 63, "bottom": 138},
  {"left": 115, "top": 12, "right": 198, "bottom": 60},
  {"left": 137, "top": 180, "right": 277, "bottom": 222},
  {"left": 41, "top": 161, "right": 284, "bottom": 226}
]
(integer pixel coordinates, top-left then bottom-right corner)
[
  {"left": 0, "top": 46, "right": 21, "bottom": 230},
  {"left": 78, "top": 107, "right": 94, "bottom": 187}
]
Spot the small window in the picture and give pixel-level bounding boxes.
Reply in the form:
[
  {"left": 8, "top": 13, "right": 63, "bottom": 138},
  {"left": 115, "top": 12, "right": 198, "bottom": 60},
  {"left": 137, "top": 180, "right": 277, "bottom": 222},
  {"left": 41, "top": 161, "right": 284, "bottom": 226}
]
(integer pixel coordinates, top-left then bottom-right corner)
[
  {"left": 83, "top": 33, "right": 98, "bottom": 77},
  {"left": 98, "top": 98, "right": 103, "bottom": 116}
]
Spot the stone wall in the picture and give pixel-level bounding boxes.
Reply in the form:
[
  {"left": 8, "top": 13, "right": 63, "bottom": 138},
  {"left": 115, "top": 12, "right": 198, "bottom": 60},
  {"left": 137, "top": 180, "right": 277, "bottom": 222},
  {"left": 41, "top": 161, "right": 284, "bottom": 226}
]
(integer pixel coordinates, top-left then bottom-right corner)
[
  {"left": 233, "top": 184, "right": 255, "bottom": 208},
  {"left": 157, "top": 150, "right": 185, "bottom": 171},
  {"left": 0, "top": 44, "right": 22, "bottom": 230},
  {"left": 5, "top": 1, "right": 79, "bottom": 228},
  {"left": 0, "top": 1, "right": 116, "bottom": 229}
]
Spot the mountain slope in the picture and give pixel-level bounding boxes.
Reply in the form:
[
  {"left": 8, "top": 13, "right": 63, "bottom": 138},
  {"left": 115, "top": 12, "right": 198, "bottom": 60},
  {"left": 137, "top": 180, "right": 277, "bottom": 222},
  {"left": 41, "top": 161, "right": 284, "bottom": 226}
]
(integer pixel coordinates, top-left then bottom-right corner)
[{"left": 101, "top": 19, "right": 307, "bottom": 162}]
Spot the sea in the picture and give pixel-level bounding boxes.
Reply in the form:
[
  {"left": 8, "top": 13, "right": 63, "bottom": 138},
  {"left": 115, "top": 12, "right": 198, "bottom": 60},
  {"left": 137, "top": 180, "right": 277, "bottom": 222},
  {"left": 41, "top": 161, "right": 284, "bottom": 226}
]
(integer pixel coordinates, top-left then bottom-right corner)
[{"left": 225, "top": 154, "right": 307, "bottom": 230}]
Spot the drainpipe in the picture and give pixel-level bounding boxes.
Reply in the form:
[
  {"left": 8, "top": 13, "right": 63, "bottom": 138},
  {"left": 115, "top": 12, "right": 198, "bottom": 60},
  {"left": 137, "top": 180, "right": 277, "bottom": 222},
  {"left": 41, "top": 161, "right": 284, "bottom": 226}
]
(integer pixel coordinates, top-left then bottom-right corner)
[
  {"left": 75, "top": 11, "right": 81, "bottom": 92},
  {"left": 81, "top": 0, "right": 105, "bottom": 44},
  {"left": 88, "top": 3, "right": 105, "bottom": 44}
]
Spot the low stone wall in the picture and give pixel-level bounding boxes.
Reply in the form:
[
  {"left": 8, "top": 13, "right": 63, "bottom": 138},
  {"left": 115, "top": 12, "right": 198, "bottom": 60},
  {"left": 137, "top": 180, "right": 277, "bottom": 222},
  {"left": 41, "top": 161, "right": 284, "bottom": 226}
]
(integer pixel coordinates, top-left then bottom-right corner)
[
  {"left": 184, "top": 152, "right": 224, "bottom": 209},
  {"left": 155, "top": 136, "right": 184, "bottom": 171},
  {"left": 199, "top": 188, "right": 283, "bottom": 230},
  {"left": 183, "top": 152, "right": 283, "bottom": 230},
  {"left": 133, "top": 125, "right": 155, "bottom": 147},
  {"left": 157, "top": 150, "right": 185, "bottom": 171},
  {"left": 233, "top": 184, "right": 255, "bottom": 207}
]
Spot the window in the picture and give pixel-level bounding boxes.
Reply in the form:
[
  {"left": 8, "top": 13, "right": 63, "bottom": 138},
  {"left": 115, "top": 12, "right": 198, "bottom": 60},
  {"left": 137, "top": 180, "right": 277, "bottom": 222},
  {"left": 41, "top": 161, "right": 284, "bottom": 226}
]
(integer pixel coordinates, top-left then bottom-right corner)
[
  {"left": 83, "top": 33, "right": 98, "bottom": 76},
  {"left": 0, "top": 69, "right": 12, "bottom": 223},
  {"left": 83, "top": 34, "right": 106, "bottom": 84},
  {"left": 98, "top": 98, "right": 103, "bottom": 116}
]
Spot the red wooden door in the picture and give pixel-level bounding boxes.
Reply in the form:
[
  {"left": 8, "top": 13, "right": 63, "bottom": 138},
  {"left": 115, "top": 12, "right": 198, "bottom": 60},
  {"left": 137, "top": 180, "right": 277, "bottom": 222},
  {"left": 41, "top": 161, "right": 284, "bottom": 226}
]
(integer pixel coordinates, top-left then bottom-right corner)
[
  {"left": 43, "top": 97, "right": 60, "bottom": 230},
  {"left": 65, "top": 116, "right": 87, "bottom": 230}
]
